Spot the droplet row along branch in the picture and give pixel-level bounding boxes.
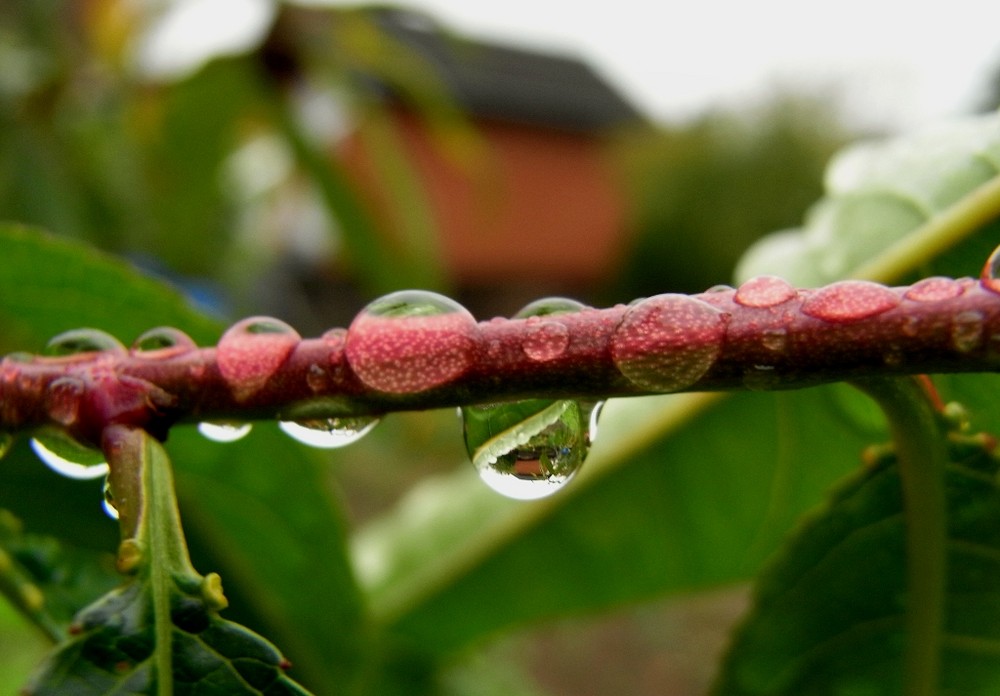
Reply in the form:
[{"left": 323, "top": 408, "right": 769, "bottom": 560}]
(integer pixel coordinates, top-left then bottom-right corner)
[{"left": 3, "top": 276, "right": 1000, "bottom": 449}]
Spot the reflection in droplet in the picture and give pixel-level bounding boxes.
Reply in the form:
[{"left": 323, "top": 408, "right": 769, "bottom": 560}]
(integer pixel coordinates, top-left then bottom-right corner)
[
  {"left": 345, "top": 290, "right": 478, "bottom": 394},
  {"left": 30, "top": 433, "right": 109, "bottom": 480},
  {"left": 278, "top": 416, "right": 380, "bottom": 448},
  {"left": 197, "top": 421, "right": 252, "bottom": 443},
  {"left": 514, "top": 297, "right": 583, "bottom": 362},
  {"left": 45, "top": 377, "right": 85, "bottom": 426},
  {"left": 131, "top": 327, "right": 198, "bottom": 357},
  {"left": 461, "top": 399, "right": 600, "bottom": 500},
  {"left": 45, "top": 328, "right": 125, "bottom": 357}
]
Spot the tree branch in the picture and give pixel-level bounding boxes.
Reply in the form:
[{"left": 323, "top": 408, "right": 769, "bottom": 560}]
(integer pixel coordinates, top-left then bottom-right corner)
[{"left": 2, "top": 276, "right": 1000, "bottom": 448}]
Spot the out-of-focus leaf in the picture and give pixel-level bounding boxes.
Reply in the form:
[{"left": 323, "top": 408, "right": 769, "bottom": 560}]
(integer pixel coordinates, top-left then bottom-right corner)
[
  {"left": 736, "top": 112, "right": 1000, "bottom": 287},
  {"left": 23, "top": 429, "right": 311, "bottom": 695},
  {"left": 712, "top": 432, "right": 1000, "bottom": 695}
]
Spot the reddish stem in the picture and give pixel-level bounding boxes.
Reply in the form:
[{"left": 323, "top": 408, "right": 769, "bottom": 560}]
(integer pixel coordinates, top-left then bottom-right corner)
[{"left": 2, "top": 276, "right": 1000, "bottom": 448}]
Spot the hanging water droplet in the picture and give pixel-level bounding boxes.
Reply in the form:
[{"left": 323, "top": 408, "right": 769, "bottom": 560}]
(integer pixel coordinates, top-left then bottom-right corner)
[
  {"left": 904, "top": 276, "right": 963, "bottom": 302},
  {"left": 951, "top": 310, "right": 985, "bottom": 353},
  {"left": 800, "top": 281, "right": 900, "bottom": 323},
  {"left": 462, "top": 399, "right": 596, "bottom": 500},
  {"left": 0, "top": 432, "right": 13, "bottom": 460},
  {"left": 30, "top": 432, "right": 108, "bottom": 480},
  {"left": 980, "top": 244, "right": 1000, "bottom": 294},
  {"left": 734, "top": 275, "right": 796, "bottom": 308},
  {"left": 197, "top": 421, "right": 252, "bottom": 443},
  {"left": 345, "top": 290, "right": 478, "bottom": 394},
  {"left": 217, "top": 317, "right": 300, "bottom": 401},
  {"left": 102, "top": 475, "right": 119, "bottom": 520},
  {"left": 131, "top": 327, "right": 198, "bottom": 357},
  {"left": 610, "top": 294, "right": 726, "bottom": 392},
  {"left": 45, "top": 328, "right": 125, "bottom": 357},
  {"left": 278, "top": 416, "right": 380, "bottom": 448},
  {"left": 515, "top": 297, "right": 583, "bottom": 362}
]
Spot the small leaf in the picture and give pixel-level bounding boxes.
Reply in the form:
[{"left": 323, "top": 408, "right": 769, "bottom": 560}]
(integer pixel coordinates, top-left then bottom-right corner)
[
  {"left": 712, "top": 433, "right": 1000, "bottom": 695},
  {"left": 23, "top": 429, "right": 311, "bottom": 695}
]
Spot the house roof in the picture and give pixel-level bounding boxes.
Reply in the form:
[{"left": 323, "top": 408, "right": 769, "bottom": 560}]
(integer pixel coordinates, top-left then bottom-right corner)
[{"left": 361, "top": 7, "right": 646, "bottom": 132}]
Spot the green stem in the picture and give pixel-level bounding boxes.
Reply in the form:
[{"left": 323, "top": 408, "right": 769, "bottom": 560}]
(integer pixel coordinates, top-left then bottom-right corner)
[
  {"left": 851, "top": 377, "right": 948, "bottom": 696},
  {"left": 853, "top": 174, "right": 1000, "bottom": 283}
]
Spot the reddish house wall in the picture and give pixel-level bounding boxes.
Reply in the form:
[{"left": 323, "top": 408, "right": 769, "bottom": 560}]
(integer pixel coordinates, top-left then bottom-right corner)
[{"left": 338, "top": 107, "right": 631, "bottom": 292}]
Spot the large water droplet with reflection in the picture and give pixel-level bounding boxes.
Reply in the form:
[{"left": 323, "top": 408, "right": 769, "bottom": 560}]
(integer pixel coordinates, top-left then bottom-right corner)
[
  {"left": 30, "top": 431, "right": 109, "bottom": 480},
  {"left": 461, "top": 398, "right": 602, "bottom": 500},
  {"left": 216, "top": 316, "right": 300, "bottom": 401},
  {"left": 45, "top": 328, "right": 125, "bottom": 357},
  {"left": 279, "top": 416, "right": 380, "bottom": 449},
  {"left": 345, "top": 290, "right": 478, "bottom": 394},
  {"left": 198, "top": 421, "right": 252, "bottom": 443}
]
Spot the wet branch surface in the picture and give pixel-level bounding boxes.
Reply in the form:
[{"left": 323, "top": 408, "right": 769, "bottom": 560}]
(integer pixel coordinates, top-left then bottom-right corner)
[{"left": 2, "top": 276, "right": 1000, "bottom": 449}]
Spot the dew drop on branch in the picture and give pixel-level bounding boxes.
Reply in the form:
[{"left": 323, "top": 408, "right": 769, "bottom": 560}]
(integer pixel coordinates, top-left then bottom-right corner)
[
  {"left": 515, "top": 297, "right": 584, "bottom": 362},
  {"left": 904, "top": 276, "right": 964, "bottom": 302},
  {"left": 278, "top": 416, "right": 380, "bottom": 448},
  {"left": 130, "top": 327, "right": 198, "bottom": 357},
  {"left": 45, "top": 328, "right": 125, "bottom": 357},
  {"left": 30, "top": 431, "right": 109, "bottom": 480},
  {"left": 610, "top": 294, "right": 726, "bottom": 392},
  {"left": 461, "top": 399, "right": 602, "bottom": 500},
  {"left": 216, "top": 317, "right": 300, "bottom": 401},
  {"left": 734, "top": 275, "right": 796, "bottom": 308},
  {"left": 345, "top": 290, "right": 478, "bottom": 394},
  {"left": 800, "top": 280, "right": 900, "bottom": 323},
  {"left": 197, "top": 421, "right": 252, "bottom": 443},
  {"left": 980, "top": 244, "right": 1000, "bottom": 294}
]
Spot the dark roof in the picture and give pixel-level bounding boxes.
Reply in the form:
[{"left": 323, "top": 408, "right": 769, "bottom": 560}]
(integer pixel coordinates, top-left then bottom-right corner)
[{"left": 364, "top": 8, "right": 646, "bottom": 132}]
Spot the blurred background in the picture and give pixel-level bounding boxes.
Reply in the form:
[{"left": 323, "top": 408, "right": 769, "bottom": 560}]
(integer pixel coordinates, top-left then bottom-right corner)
[{"left": 0, "top": 1, "right": 998, "bottom": 693}]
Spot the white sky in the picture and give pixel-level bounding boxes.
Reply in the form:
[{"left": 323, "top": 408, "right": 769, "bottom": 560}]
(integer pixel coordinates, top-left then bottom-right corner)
[{"left": 142, "top": 0, "right": 1000, "bottom": 130}]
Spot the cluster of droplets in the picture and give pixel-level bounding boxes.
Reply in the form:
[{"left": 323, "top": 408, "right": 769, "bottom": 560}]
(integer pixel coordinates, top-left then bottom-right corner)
[{"left": 461, "top": 298, "right": 603, "bottom": 500}]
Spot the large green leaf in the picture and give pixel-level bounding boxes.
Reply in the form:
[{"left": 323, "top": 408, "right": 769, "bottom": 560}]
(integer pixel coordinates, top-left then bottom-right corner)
[
  {"left": 353, "top": 113, "right": 1000, "bottom": 666},
  {"left": 712, "top": 428, "right": 1000, "bottom": 695},
  {"left": 0, "top": 226, "right": 365, "bottom": 692}
]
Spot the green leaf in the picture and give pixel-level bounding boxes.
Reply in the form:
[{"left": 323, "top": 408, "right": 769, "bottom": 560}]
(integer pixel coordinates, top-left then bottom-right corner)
[
  {"left": 23, "top": 428, "right": 311, "bottom": 696},
  {"left": 712, "top": 430, "right": 1000, "bottom": 695}
]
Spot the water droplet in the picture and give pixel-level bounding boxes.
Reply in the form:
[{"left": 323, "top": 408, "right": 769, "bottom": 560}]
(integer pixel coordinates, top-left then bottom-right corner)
[
  {"left": 197, "top": 421, "right": 252, "bottom": 443},
  {"left": 760, "top": 328, "right": 788, "bottom": 353},
  {"left": 0, "top": 432, "right": 13, "bottom": 460},
  {"left": 610, "top": 294, "right": 726, "bottom": 392},
  {"left": 45, "top": 377, "right": 85, "bottom": 426},
  {"left": 951, "top": 310, "right": 984, "bottom": 353},
  {"left": 462, "top": 399, "right": 600, "bottom": 500},
  {"left": 278, "top": 416, "right": 380, "bottom": 448},
  {"left": 514, "top": 297, "right": 582, "bottom": 362},
  {"left": 217, "top": 317, "right": 300, "bottom": 401},
  {"left": 345, "top": 290, "right": 478, "bottom": 394},
  {"left": 800, "top": 281, "right": 900, "bottom": 323},
  {"left": 45, "top": 328, "right": 125, "bottom": 357},
  {"left": 980, "top": 244, "right": 1000, "bottom": 294},
  {"left": 305, "top": 363, "right": 330, "bottom": 393},
  {"left": 705, "top": 284, "right": 734, "bottom": 293},
  {"left": 904, "top": 277, "right": 964, "bottom": 302},
  {"left": 131, "top": 327, "right": 197, "bottom": 357},
  {"left": 734, "top": 275, "right": 796, "bottom": 308},
  {"left": 102, "top": 476, "right": 119, "bottom": 520},
  {"left": 30, "top": 432, "right": 108, "bottom": 480}
]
